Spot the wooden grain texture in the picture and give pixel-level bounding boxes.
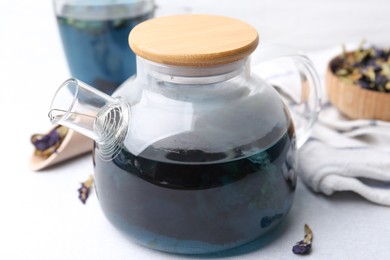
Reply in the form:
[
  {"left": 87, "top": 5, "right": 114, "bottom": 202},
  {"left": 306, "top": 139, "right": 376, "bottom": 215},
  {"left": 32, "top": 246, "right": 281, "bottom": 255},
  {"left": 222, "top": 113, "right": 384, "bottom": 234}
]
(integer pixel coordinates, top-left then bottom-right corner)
[
  {"left": 326, "top": 65, "right": 390, "bottom": 121},
  {"left": 128, "top": 14, "right": 259, "bottom": 66}
]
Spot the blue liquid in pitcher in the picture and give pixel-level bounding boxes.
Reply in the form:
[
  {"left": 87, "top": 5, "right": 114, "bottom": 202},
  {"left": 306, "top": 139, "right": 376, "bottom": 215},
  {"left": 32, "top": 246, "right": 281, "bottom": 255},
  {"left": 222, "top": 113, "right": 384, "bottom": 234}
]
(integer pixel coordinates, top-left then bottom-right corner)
[
  {"left": 57, "top": 10, "right": 153, "bottom": 95},
  {"left": 93, "top": 125, "right": 297, "bottom": 254}
]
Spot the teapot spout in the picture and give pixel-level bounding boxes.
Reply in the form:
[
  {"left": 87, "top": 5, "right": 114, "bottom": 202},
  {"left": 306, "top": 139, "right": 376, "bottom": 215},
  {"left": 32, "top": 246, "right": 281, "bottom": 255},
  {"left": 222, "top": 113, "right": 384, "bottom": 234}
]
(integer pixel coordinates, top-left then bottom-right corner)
[{"left": 49, "top": 78, "right": 129, "bottom": 160}]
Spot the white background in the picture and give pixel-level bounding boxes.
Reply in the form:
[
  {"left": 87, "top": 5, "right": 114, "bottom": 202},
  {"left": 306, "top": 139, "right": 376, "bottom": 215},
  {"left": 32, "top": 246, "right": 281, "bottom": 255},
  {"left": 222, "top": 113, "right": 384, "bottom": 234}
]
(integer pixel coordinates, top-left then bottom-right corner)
[{"left": 1, "top": 0, "right": 390, "bottom": 259}]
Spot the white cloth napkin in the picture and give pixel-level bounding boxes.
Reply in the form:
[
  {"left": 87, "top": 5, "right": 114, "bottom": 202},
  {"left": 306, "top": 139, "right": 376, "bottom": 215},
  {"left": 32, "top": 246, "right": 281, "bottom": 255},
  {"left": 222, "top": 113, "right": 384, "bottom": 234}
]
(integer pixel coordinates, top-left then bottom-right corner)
[
  {"left": 300, "top": 47, "right": 390, "bottom": 207},
  {"left": 299, "top": 106, "right": 390, "bottom": 206},
  {"left": 253, "top": 45, "right": 390, "bottom": 206}
]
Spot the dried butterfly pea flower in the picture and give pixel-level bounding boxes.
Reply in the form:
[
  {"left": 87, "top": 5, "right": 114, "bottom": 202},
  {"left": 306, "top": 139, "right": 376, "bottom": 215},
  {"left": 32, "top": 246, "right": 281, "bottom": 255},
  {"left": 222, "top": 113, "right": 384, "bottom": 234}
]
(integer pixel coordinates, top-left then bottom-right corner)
[
  {"left": 331, "top": 43, "right": 390, "bottom": 93},
  {"left": 293, "top": 240, "right": 311, "bottom": 255},
  {"left": 78, "top": 175, "right": 94, "bottom": 204},
  {"left": 375, "top": 75, "right": 388, "bottom": 87},
  {"left": 292, "top": 224, "right": 313, "bottom": 255},
  {"left": 31, "top": 126, "right": 68, "bottom": 158}
]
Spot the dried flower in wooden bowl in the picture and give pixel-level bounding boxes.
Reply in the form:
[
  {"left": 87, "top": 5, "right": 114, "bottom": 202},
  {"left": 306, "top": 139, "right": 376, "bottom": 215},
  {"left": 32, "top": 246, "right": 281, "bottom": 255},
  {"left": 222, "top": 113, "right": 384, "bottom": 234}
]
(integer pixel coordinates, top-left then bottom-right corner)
[{"left": 326, "top": 45, "right": 390, "bottom": 121}]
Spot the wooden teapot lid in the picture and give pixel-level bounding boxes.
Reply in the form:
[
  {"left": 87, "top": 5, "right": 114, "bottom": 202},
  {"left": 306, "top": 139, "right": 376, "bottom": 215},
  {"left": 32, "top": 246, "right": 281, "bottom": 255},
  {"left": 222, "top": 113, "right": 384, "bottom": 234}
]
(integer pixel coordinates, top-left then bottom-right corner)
[{"left": 129, "top": 14, "right": 259, "bottom": 67}]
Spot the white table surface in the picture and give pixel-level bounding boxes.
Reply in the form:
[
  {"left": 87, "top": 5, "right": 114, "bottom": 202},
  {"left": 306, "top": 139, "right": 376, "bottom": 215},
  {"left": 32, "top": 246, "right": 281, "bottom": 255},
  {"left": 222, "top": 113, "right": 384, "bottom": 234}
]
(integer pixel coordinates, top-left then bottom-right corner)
[{"left": 1, "top": 0, "right": 390, "bottom": 259}]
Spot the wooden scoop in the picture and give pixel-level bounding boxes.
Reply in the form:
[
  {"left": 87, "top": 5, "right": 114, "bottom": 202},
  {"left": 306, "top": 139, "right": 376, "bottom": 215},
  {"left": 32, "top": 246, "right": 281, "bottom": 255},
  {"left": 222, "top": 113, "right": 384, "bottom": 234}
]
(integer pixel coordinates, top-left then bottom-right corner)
[{"left": 30, "top": 127, "right": 93, "bottom": 171}]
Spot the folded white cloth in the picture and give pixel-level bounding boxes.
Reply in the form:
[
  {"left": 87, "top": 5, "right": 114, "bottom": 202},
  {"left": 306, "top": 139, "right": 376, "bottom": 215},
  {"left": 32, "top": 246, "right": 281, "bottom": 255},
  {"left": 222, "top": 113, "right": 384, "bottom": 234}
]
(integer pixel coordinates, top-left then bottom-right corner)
[
  {"left": 297, "top": 47, "right": 390, "bottom": 206},
  {"left": 253, "top": 45, "right": 390, "bottom": 206},
  {"left": 298, "top": 108, "right": 390, "bottom": 206}
]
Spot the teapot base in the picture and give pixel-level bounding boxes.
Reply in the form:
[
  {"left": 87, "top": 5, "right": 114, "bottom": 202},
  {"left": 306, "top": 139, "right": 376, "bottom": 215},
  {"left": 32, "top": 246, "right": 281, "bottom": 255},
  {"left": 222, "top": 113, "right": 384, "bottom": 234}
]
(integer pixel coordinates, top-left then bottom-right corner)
[{"left": 103, "top": 210, "right": 288, "bottom": 254}]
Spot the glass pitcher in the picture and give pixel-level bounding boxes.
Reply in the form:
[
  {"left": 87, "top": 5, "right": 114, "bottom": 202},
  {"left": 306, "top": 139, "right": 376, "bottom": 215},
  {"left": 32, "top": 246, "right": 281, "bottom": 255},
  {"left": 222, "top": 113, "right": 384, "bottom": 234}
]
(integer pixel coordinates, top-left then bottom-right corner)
[{"left": 49, "top": 14, "right": 321, "bottom": 254}]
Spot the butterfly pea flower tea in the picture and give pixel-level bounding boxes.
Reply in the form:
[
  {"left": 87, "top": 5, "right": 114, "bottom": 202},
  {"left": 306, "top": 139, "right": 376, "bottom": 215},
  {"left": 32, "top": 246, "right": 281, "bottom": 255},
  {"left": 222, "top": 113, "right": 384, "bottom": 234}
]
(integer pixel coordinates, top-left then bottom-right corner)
[
  {"left": 54, "top": 0, "right": 154, "bottom": 95},
  {"left": 48, "top": 15, "right": 322, "bottom": 254}
]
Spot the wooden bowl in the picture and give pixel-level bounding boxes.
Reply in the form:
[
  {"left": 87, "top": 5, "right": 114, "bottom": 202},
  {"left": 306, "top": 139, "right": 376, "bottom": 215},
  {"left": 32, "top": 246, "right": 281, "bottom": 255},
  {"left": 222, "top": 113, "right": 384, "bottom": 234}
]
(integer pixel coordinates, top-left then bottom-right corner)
[{"left": 326, "top": 58, "right": 390, "bottom": 121}]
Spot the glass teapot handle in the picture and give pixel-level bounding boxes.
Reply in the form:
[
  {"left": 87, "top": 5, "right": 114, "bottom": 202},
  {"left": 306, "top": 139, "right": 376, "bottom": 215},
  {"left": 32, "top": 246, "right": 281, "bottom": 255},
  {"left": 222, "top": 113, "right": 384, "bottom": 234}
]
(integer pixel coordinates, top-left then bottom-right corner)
[{"left": 252, "top": 44, "right": 322, "bottom": 148}]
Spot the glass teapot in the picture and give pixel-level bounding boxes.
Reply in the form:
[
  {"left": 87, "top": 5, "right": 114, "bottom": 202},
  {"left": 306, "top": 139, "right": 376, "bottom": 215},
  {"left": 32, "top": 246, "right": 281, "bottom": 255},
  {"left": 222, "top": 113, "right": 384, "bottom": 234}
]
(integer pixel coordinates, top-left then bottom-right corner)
[{"left": 49, "top": 15, "right": 321, "bottom": 254}]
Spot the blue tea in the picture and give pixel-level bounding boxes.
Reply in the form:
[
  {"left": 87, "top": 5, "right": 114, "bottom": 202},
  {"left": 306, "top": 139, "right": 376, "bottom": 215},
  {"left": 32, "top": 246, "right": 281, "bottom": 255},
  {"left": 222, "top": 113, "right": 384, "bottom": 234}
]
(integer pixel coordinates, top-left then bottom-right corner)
[
  {"left": 56, "top": 4, "right": 153, "bottom": 94},
  {"left": 93, "top": 126, "right": 297, "bottom": 254}
]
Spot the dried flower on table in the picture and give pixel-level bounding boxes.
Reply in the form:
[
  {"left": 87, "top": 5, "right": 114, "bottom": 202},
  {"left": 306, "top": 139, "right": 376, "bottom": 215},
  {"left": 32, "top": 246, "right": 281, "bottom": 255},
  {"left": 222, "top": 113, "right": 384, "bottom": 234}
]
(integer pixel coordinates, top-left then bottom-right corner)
[
  {"left": 292, "top": 224, "right": 313, "bottom": 255},
  {"left": 31, "top": 125, "right": 68, "bottom": 158},
  {"left": 330, "top": 42, "right": 390, "bottom": 93},
  {"left": 78, "top": 175, "right": 94, "bottom": 204}
]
